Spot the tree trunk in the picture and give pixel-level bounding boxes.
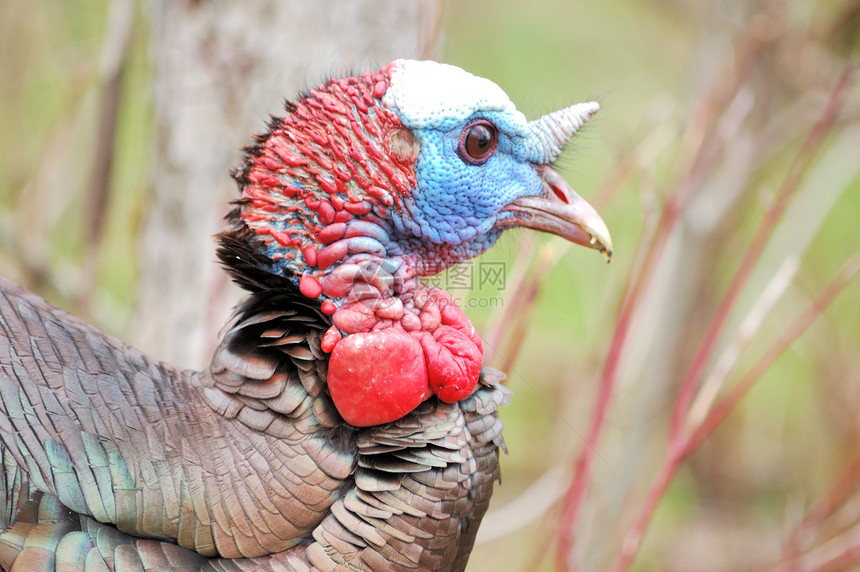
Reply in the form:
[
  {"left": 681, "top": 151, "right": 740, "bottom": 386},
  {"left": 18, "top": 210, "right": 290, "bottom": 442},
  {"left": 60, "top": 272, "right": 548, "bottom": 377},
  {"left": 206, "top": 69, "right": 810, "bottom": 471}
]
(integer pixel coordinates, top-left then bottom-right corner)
[{"left": 135, "top": 0, "right": 442, "bottom": 367}]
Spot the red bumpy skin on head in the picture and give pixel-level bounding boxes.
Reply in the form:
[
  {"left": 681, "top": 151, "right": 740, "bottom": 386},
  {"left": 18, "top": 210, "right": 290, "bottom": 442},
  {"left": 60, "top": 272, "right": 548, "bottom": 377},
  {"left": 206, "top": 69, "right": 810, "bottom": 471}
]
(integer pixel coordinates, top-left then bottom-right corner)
[
  {"left": 223, "top": 62, "right": 613, "bottom": 429},
  {"left": 237, "top": 67, "right": 485, "bottom": 427}
]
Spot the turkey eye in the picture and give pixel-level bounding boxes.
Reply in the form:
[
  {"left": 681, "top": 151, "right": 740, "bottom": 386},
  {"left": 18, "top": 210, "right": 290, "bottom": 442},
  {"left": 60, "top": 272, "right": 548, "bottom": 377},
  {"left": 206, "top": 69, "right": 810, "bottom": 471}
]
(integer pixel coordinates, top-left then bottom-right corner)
[{"left": 458, "top": 121, "right": 498, "bottom": 165}]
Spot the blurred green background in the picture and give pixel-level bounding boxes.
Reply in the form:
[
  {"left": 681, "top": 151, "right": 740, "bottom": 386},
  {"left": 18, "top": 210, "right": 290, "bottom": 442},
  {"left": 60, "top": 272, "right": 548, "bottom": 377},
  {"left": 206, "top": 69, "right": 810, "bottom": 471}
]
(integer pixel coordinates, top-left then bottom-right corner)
[{"left": 1, "top": 1, "right": 859, "bottom": 570}]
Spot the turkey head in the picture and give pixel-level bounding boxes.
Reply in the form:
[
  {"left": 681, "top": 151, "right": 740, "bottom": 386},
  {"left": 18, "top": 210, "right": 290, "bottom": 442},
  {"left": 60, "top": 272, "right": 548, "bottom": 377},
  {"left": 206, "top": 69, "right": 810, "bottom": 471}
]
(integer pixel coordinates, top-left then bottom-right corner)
[{"left": 218, "top": 59, "right": 611, "bottom": 428}]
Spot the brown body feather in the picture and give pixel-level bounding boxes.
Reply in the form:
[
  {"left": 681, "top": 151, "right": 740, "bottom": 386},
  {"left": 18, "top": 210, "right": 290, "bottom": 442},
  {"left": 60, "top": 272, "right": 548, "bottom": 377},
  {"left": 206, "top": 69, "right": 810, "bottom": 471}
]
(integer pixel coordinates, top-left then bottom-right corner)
[{"left": 0, "top": 277, "right": 508, "bottom": 571}]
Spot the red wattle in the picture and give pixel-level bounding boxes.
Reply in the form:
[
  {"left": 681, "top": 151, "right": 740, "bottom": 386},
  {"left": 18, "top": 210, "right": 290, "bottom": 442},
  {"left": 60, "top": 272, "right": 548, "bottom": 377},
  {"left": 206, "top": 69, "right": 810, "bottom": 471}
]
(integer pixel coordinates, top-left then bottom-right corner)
[
  {"left": 327, "top": 328, "right": 431, "bottom": 427},
  {"left": 323, "top": 287, "right": 484, "bottom": 421},
  {"left": 415, "top": 326, "right": 482, "bottom": 403}
]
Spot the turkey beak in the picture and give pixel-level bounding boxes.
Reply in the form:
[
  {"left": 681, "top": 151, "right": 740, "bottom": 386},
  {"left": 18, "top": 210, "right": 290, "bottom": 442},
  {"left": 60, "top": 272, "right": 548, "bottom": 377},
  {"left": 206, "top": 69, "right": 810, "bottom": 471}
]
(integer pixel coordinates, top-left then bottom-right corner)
[{"left": 503, "top": 165, "right": 613, "bottom": 261}]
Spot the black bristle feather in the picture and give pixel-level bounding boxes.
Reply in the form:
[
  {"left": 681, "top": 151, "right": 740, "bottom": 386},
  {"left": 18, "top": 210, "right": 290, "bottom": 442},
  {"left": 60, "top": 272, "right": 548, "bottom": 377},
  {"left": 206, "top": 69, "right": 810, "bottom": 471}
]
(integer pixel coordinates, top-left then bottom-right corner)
[
  {"left": 230, "top": 286, "right": 328, "bottom": 328},
  {"left": 267, "top": 113, "right": 285, "bottom": 130},
  {"left": 216, "top": 220, "right": 292, "bottom": 293},
  {"left": 230, "top": 164, "right": 250, "bottom": 186},
  {"left": 221, "top": 203, "right": 244, "bottom": 225},
  {"left": 219, "top": 97, "right": 310, "bottom": 295}
]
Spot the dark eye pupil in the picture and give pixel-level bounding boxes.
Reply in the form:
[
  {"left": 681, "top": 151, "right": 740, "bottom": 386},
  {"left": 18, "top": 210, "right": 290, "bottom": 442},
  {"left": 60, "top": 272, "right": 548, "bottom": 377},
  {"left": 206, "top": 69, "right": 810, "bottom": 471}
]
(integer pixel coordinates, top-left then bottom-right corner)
[{"left": 460, "top": 121, "right": 497, "bottom": 164}]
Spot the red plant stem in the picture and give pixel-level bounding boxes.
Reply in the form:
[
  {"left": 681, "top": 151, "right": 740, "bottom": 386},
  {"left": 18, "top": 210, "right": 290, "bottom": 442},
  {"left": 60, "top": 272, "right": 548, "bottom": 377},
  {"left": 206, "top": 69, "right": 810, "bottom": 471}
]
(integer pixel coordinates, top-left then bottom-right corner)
[
  {"left": 499, "top": 275, "right": 542, "bottom": 375},
  {"left": 616, "top": 251, "right": 858, "bottom": 572},
  {"left": 786, "top": 455, "right": 860, "bottom": 558},
  {"left": 483, "top": 239, "right": 537, "bottom": 368},
  {"left": 553, "top": 33, "right": 757, "bottom": 566},
  {"left": 592, "top": 149, "right": 638, "bottom": 210},
  {"left": 613, "top": 452, "right": 681, "bottom": 572},
  {"left": 752, "top": 456, "right": 860, "bottom": 571},
  {"left": 811, "top": 543, "right": 860, "bottom": 572},
  {"left": 499, "top": 243, "right": 569, "bottom": 371},
  {"left": 483, "top": 240, "right": 563, "bottom": 374},
  {"left": 685, "top": 253, "right": 860, "bottom": 454},
  {"left": 611, "top": 64, "right": 855, "bottom": 572},
  {"left": 756, "top": 518, "right": 860, "bottom": 572},
  {"left": 555, "top": 34, "right": 778, "bottom": 568},
  {"left": 555, "top": 195, "right": 683, "bottom": 571},
  {"left": 555, "top": 28, "right": 852, "bottom": 572},
  {"left": 667, "top": 62, "right": 856, "bottom": 443}
]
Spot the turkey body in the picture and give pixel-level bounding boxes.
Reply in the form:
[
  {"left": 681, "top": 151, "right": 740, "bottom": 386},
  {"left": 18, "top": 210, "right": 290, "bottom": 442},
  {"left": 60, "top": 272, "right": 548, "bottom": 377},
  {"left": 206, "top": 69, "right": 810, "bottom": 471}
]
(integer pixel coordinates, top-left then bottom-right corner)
[
  {"left": 0, "top": 278, "right": 509, "bottom": 571},
  {"left": 0, "top": 58, "right": 611, "bottom": 571}
]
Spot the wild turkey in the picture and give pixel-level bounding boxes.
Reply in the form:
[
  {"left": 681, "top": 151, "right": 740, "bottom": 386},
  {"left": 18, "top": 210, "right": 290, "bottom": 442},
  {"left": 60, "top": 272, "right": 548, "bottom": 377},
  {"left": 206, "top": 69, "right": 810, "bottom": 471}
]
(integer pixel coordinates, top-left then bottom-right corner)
[{"left": 0, "top": 60, "right": 611, "bottom": 571}]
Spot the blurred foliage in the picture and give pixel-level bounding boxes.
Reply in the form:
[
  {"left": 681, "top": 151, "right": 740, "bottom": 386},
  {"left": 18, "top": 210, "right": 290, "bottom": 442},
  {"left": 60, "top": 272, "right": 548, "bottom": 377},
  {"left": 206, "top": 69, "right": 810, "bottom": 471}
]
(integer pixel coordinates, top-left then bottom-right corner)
[
  {"left": 0, "top": 0, "right": 151, "bottom": 331},
  {"left": 0, "top": 0, "right": 858, "bottom": 571},
  {"left": 442, "top": 1, "right": 860, "bottom": 571}
]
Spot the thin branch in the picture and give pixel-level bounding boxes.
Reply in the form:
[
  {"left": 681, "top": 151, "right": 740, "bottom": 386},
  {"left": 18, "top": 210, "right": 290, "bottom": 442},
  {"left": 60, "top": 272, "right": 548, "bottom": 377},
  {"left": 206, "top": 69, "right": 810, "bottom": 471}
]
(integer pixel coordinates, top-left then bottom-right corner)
[
  {"left": 555, "top": 104, "right": 703, "bottom": 566},
  {"left": 483, "top": 239, "right": 537, "bottom": 364},
  {"left": 497, "top": 241, "right": 566, "bottom": 374},
  {"left": 668, "top": 61, "right": 857, "bottom": 443},
  {"left": 768, "top": 455, "right": 860, "bottom": 570},
  {"left": 615, "top": 250, "right": 859, "bottom": 572},
  {"left": 609, "top": 59, "right": 856, "bottom": 572},
  {"left": 770, "top": 516, "right": 860, "bottom": 572},
  {"left": 685, "top": 251, "right": 860, "bottom": 454},
  {"left": 556, "top": 188, "right": 681, "bottom": 570},
  {"left": 614, "top": 451, "right": 682, "bottom": 572},
  {"left": 553, "top": 15, "right": 796, "bottom": 568},
  {"left": 686, "top": 256, "right": 799, "bottom": 431},
  {"left": 554, "top": 33, "right": 762, "bottom": 572}
]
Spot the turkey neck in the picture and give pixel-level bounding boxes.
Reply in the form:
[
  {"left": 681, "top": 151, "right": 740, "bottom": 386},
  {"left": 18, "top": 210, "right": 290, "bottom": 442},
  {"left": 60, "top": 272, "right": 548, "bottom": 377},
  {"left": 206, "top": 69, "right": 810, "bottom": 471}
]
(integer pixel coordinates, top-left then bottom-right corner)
[
  {"left": 220, "top": 73, "right": 487, "bottom": 427},
  {"left": 179, "top": 290, "right": 355, "bottom": 559}
]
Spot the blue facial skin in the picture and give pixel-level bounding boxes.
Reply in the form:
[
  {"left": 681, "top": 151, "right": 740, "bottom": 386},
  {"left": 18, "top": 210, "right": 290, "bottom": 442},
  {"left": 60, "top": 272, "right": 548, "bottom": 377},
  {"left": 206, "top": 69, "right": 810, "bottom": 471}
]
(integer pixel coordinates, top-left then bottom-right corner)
[
  {"left": 262, "top": 109, "right": 549, "bottom": 280},
  {"left": 386, "top": 110, "right": 544, "bottom": 264}
]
